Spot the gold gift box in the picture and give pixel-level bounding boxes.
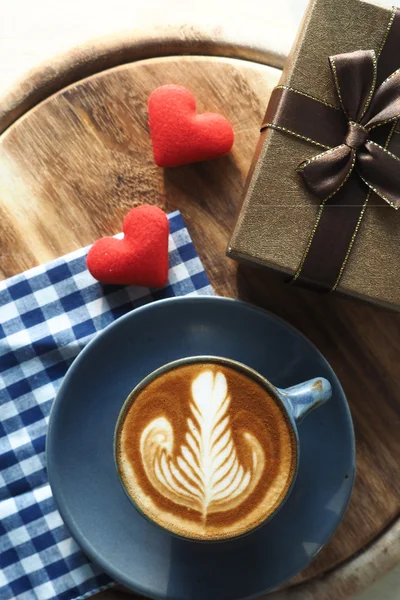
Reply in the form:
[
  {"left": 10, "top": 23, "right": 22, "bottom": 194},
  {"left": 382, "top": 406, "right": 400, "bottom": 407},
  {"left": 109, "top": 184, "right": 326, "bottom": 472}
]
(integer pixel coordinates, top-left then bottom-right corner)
[{"left": 228, "top": 0, "right": 400, "bottom": 310}]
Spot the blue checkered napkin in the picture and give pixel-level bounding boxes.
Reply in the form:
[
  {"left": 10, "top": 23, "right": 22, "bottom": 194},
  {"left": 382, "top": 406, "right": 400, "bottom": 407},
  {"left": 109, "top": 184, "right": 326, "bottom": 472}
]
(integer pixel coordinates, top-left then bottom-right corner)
[{"left": 0, "top": 211, "right": 213, "bottom": 600}]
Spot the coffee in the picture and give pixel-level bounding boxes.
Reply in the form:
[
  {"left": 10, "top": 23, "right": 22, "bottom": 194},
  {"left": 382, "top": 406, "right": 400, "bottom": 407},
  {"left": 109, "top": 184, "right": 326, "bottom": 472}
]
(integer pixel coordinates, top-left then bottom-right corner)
[{"left": 115, "top": 360, "right": 297, "bottom": 541}]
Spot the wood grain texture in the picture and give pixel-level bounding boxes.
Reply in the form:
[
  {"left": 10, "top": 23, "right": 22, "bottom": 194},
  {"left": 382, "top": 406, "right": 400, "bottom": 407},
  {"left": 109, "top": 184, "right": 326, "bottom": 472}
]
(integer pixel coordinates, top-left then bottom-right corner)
[
  {"left": 1, "top": 55, "right": 400, "bottom": 600},
  {"left": 0, "top": 23, "right": 288, "bottom": 136}
]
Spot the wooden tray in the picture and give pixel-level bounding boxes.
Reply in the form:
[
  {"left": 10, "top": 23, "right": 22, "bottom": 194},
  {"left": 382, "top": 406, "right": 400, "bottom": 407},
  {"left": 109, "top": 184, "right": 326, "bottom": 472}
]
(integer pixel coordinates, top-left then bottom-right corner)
[{"left": 1, "top": 38, "right": 400, "bottom": 600}]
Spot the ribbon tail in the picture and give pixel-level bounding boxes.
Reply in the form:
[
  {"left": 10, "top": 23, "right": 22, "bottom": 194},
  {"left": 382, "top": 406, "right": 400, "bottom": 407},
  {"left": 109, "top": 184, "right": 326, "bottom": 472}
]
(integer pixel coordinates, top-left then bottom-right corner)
[
  {"left": 357, "top": 141, "right": 400, "bottom": 209},
  {"left": 297, "top": 145, "right": 355, "bottom": 200}
]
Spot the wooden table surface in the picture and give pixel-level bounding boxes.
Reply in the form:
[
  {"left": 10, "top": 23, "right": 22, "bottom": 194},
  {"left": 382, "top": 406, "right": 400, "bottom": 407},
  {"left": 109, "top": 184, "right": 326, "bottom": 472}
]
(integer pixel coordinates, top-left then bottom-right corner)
[
  {"left": 0, "top": 0, "right": 305, "bottom": 109},
  {"left": 0, "top": 43, "right": 400, "bottom": 600}
]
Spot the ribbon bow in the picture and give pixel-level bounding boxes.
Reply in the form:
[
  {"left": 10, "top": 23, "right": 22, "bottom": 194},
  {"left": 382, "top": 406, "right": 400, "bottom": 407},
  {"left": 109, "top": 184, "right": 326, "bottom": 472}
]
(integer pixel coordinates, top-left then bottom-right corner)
[{"left": 297, "top": 50, "right": 400, "bottom": 208}]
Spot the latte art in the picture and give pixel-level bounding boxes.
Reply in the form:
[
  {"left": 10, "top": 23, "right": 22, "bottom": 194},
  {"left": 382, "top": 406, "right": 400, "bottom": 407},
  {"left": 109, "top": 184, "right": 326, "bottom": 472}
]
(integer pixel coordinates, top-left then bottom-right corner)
[
  {"left": 140, "top": 371, "right": 265, "bottom": 522},
  {"left": 116, "top": 360, "right": 297, "bottom": 541}
]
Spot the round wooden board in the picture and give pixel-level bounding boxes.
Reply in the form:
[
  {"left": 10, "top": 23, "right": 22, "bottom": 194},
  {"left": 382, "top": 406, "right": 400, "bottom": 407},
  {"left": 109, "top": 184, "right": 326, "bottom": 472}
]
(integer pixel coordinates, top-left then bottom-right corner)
[{"left": 1, "top": 55, "right": 400, "bottom": 600}]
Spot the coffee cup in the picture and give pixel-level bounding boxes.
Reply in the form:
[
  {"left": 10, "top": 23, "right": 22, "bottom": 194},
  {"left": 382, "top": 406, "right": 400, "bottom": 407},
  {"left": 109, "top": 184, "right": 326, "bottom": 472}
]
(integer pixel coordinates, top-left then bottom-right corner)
[{"left": 114, "top": 356, "right": 331, "bottom": 542}]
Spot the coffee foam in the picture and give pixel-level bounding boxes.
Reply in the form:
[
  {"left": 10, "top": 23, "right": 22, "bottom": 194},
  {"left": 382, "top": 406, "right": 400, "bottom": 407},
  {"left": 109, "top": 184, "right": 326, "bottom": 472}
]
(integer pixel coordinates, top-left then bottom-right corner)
[{"left": 116, "top": 362, "right": 297, "bottom": 541}]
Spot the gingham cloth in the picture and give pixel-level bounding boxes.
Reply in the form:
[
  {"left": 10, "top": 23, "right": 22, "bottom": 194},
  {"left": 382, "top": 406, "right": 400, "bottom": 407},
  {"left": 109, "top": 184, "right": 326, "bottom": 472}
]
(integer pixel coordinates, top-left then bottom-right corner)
[{"left": 0, "top": 211, "right": 213, "bottom": 600}]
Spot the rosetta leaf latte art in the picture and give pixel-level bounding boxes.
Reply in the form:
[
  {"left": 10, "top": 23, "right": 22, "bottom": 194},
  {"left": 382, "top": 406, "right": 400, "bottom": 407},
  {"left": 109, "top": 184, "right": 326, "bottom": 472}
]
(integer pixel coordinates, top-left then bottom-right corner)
[{"left": 140, "top": 370, "right": 265, "bottom": 523}]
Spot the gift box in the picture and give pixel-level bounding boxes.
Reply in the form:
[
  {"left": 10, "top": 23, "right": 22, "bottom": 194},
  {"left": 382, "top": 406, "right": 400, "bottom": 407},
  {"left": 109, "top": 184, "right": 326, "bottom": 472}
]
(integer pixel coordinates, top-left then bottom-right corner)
[{"left": 228, "top": 0, "right": 400, "bottom": 310}]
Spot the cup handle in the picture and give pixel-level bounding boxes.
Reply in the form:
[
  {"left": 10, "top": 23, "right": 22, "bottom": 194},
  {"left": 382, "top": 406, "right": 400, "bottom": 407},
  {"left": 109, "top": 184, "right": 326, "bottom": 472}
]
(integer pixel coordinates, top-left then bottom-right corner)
[{"left": 277, "top": 378, "right": 332, "bottom": 423}]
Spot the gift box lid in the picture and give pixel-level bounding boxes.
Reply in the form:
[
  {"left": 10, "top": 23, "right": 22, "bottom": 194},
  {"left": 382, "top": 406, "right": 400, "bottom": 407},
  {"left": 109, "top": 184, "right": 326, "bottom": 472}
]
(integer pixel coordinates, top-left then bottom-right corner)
[{"left": 228, "top": 0, "right": 400, "bottom": 310}]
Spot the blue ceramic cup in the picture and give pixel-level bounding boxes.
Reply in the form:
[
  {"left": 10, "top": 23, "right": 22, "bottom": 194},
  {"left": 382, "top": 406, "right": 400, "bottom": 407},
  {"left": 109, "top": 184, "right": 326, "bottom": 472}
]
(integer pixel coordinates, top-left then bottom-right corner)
[{"left": 115, "top": 356, "right": 332, "bottom": 541}]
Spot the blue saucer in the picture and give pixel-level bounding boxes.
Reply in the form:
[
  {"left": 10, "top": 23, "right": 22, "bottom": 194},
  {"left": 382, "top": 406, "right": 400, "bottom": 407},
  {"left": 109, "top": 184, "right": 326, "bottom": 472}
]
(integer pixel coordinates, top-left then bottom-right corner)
[{"left": 47, "top": 297, "right": 355, "bottom": 600}]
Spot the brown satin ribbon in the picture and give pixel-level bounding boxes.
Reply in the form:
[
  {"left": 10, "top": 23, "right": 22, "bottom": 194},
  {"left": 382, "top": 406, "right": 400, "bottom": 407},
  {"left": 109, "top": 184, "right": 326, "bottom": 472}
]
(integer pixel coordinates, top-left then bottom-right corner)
[{"left": 261, "top": 7, "right": 400, "bottom": 292}]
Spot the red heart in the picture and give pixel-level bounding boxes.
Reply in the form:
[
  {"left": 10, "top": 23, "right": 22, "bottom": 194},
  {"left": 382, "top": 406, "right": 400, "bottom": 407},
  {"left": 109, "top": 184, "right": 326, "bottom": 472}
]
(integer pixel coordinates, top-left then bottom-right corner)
[
  {"left": 86, "top": 205, "right": 169, "bottom": 287},
  {"left": 148, "top": 85, "right": 234, "bottom": 167}
]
